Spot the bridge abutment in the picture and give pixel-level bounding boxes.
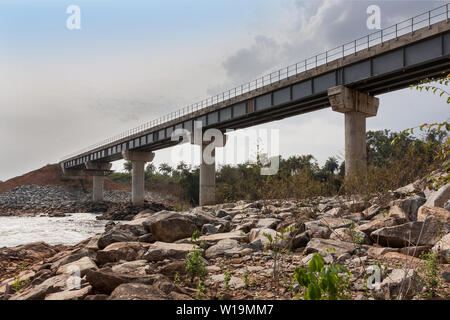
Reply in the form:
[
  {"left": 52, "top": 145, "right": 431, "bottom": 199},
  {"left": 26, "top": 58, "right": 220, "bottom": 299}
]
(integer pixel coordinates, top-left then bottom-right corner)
[
  {"left": 328, "top": 86, "right": 379, "bottom": 177},
  {"left": 122, "top": 150, "right": 155, "bottom": 206},
  {"left": 85, "top": 162, "right": 113, "bottom": 202}
]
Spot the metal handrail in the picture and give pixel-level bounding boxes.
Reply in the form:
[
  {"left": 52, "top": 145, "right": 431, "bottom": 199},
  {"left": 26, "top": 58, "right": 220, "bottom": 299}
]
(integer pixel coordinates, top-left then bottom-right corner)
[{"left": 61, "top": 3, "right": 450, "bottom": 162}]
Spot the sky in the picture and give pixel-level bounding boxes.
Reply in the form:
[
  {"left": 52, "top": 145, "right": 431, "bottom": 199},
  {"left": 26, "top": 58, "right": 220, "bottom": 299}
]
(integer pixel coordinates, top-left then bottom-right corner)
[{"left": 0, "top": 0, "right": 449, "bottom": 180}]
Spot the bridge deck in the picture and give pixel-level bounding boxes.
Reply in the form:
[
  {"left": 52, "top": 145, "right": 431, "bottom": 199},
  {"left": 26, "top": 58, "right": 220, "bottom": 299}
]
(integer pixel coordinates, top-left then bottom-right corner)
[{"left": 62, "top": 7, "right": 450, "bottom": 170}]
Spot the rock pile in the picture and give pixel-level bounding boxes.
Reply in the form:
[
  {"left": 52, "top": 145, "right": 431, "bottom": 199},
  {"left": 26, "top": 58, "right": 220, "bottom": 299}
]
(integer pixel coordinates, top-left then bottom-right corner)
[
  {"left": 0, "top": 185, "right": 172, "bottom": 218},
  {"left": 1, "top": 182, "right": 449, "bottom": 300}
]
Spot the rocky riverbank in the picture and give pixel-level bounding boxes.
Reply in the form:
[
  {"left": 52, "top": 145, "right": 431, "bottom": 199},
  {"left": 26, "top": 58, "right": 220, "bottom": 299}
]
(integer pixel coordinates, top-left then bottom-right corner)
[
  {"left": 1, "top": 178, "right": 449, "bottom": 300},
  {"left": 0, "top": 185, "right": 173, "bottom": 219}
]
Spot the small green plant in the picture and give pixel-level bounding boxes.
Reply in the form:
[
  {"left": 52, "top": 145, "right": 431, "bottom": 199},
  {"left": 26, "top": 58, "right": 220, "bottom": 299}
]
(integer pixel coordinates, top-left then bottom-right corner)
[
  {"left": 185, "top": 230, "right": 207, "bottom": 283},
  {"left": 349, "top": 222, "right": 363, "bottom": 246},
  {"left": 264, "top": 225, "right": 298, "bottom": 286},
  {"left": 174, "top": 272, "right": 181, "bottom": 286},
  {"left": 243, "top": 271, "right": 249, "bottom": 288},
  {"left": 18, "top": 263, "right": 26, "bottom": 271},
  {"left": 11, "top": 276, "right": 29, "bottom": 293},
  {"left": 195, "top": 280, "right": 205, "bottom": 300},
  {"left": 293, "top": 253, "right": 351, "bottom": 300},
  {"left": 419, "top": 251, "right": 440, "bottom": 298},
  {"left": 223, "top": 270, "right": 232, "bottom": 289}
]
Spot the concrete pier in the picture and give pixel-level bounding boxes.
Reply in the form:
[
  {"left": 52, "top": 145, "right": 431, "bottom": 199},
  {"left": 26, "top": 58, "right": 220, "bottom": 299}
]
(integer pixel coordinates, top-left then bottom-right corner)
[
  {"left": 85, "top": 162, "right": 112, "bottom": 202},
  {"left": 328, "top": 86, "right": 379, "bottom": 176},
  {"left": 200, "top": 144, "right": 216, "bottom": 206},
  {"left": 198, "top": 132, "right": 227, "bottom": 206},
  {"left": 122, "top": 150, "right": 155, "bottom": 206}
]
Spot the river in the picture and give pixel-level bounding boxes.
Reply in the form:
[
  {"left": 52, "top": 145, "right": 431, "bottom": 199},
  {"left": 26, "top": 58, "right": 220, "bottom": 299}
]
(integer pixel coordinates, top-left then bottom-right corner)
[{"left": 0, "top": 213, "right": 108, "bottom": 247}]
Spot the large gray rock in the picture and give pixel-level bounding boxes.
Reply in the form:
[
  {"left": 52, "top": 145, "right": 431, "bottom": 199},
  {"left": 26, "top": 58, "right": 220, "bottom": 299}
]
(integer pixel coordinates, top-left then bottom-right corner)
[
  {"left": 432, "top": 233, "right": 450, "bottom": 263},
  {"left": 98, "top": 224, "right": 147, "bottom": 249},
  {"left": 143, "top": 242, "right": 198, "bottom": 261},
  {"left": 417, "top": 206, "right": 450, "bottom": 227},
  {"left": 44, "top": 285, "right": 92, "bottom": 300},
  {"left": 390, "top": 195, "right": 426, "bottom": 221},
  {"left": 96, "top": 242, "right": 149, "bottom": 265},
  {"left": 304, "top": 238, "right": 356, "bottom": 256},
  {"left": 356, "top": 216, "right": 406, "bottom": 236},
  {"left": 329, "top": 227, "right": 370, "bottom": 245},
  {"left": 204, "top": 239, "right": 244, "bottom": 258},
  {"left": 142, "top": 211, "right": 197, "bottom": 243},
  {"left": 108, "top": 283, "right": 166, "bottom": 300},
  {"left": 111, "top": 260, "right": 149, "bottom": 276},
  {"left": 370, "top": 219, "right": 444, "bottom": 247},
  {"left": 56, "top": 256, "right": 97, "bottom": 277},
  {"left": 256, "top": 218, "right": 281, "bottom": 229},
  {"left": 9, "top": 274, "right": 70, "bottom": 300},
  {"left": 85, "top": 268, "right": 162, "bottom": 294},
  {"left": 318, "top": 218, "right": 353, "bottom": 230},
  {"left": 380, "top": 269, "right": 421, "bottom": 299},
  {"left": 424, "top": 183, "right": 450, "bottom": 208}
]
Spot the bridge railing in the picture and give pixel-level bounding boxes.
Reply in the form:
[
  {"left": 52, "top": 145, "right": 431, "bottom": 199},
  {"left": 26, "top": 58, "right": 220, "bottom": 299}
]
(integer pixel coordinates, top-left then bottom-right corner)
[{"left": 61, "top": 3, "right": 450, "bottom": 162}]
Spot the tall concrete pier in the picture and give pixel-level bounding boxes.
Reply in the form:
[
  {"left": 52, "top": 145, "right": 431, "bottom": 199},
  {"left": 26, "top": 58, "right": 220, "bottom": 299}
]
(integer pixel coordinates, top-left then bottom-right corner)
[
  {"left": 122, "top": 150, "right": 155, "bottom": 206},
  {"left": 328, "top": 86, "right": 379, "bottom": 176},
  {"left": 85, "top": 162, "right": 112, "bottom": 202}
]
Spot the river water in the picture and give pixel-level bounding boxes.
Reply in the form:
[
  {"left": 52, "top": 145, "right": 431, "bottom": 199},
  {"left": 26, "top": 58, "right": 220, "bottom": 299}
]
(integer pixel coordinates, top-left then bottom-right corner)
[{"left": 0, "top": 213, "right": 108, "bottom": 247}]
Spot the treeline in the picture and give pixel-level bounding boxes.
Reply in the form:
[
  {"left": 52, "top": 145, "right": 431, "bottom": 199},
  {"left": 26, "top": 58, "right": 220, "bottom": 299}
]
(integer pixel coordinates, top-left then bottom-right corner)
[{"left": 107, "top": 129, "right": 447, "bottom": 205}]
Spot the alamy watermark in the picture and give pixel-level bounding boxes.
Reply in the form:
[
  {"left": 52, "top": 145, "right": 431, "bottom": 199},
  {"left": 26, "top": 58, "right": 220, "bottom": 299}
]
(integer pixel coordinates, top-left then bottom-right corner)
[
  {"left": 66, "top": 5, "right": 81, "bottom": 30},
  {"left": 169, "top": 121, "right": 280, "bottom": 176}
]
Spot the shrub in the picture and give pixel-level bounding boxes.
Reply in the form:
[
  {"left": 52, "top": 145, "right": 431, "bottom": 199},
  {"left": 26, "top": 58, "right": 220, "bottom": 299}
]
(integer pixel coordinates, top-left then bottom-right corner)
[{"left": 293, "top": 253, "right": 351, "bottom": 300}]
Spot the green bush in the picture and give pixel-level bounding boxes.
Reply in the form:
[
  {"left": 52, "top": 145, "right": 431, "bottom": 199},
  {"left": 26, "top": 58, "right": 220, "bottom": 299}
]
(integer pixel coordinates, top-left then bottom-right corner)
[{"left": 293, "top": 253, "right": 351, "bottom": 300}]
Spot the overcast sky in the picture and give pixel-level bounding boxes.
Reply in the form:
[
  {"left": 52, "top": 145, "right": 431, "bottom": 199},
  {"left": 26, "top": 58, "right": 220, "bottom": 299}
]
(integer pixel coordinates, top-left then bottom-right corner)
[{"left": 0, "top": 0, "right": 449, "bottom": 181}]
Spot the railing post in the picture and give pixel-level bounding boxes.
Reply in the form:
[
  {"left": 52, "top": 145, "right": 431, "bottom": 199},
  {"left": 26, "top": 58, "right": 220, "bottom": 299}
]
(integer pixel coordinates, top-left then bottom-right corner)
[
  {"left": 325, "top": 51, "right": 328, "bottom": 64},
  {"left": 428, "top": 10, "right": 431, "bottom": 29},
  {"left": 447, "top": 4, "right": 449, "bottom": 22}
]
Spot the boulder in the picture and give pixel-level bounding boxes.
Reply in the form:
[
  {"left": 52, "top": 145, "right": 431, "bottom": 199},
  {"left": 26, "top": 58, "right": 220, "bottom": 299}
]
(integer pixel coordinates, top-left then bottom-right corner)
[
  {"left": 363, "top": 204, "right": 382, "bottom": 220},
  {"left": 329, "top": 227, "right": 370, "bottom": 245},
  {"left": 432, "top": 233, "right": 450, "bottom": 263},
  {"left": 204, "top": 239, "right": 244, "bottom": 259},
  {"left": 108, "top": 283, "right": 166, "bottom": 300},
  {"left": 318, "top": 218, "right": 353, "bottom": 229},
  {"left": 370, "top": 219, "right": 444, "bottom": 247},
  {"left": 56, "top": 256, "right": 97, "bottom": 277},
  {"left": 356, "top": 216, "right": 406, "bottom": 236},
  {"left": 424, "top": 183, "right": 450, "bottom": 208},
  {"left": 44, "top": 285, "right": 92, "bottom": 300},
  {"left": 324, "top": 207, "right": 344, "bottom": 217},
  {"left": 9, "top": 274, "right": 69, "bottom": 300},
  {"left": 248, "top": 228, "right": 279, "bottom": 246},
  {"left": 380, "top": 269, "right": 421, "bottom": 299},
  {"left": 304, "top": 238, "right": 355, "bottom": 256},
  {"left": 110, "top": 260, "right": 149, "bottom": 276},
  {"left": 255, "top": 218, "right": 281, "bottom": 229},
  {"left": 199, "top": 231, "right": 246, "bottom": 243},
  {"left": 85, "top": 269, "right": 161, "bottom": 294},
  {"left": 290, "top": 231, "right": 310, "bottom": 250},
  {"left": 96, "top": 242, "right": 148, "bottom": 265},
  {"left": 390, "top": 195, "right": 425, "bottom": 221},
  {"left": 97, "top": 224, "right": 146, "bottom": 249},
  {"left": 417, "top": 206, "right": 450, "bottom": 227},
  {"left": 144, "top": 242, "right": 198, "bottom": 261},
  {"left": 142, "top": 211, "right": 197, "bottom": 243}
]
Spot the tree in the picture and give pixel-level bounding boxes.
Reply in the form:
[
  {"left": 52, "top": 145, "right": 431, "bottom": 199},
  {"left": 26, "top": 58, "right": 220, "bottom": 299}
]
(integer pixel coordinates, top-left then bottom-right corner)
[
  {"left": 158, "top": 163, "right": 173, "bottom": 176},
  {"left": 145, "top": 163, "right": 156, "bottom": 174},
  {"left": 123, "top": 161, "right": 132, "bottom": 173},
  {"left": 323, "top": 157, "right": 339, "bottom": 175}
]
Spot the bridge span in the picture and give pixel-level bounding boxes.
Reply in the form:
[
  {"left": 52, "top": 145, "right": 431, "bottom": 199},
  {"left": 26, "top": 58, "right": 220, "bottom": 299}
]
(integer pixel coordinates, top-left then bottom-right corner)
[{"left": 60, "top": 4, "right": 450, "bottom": 206}]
